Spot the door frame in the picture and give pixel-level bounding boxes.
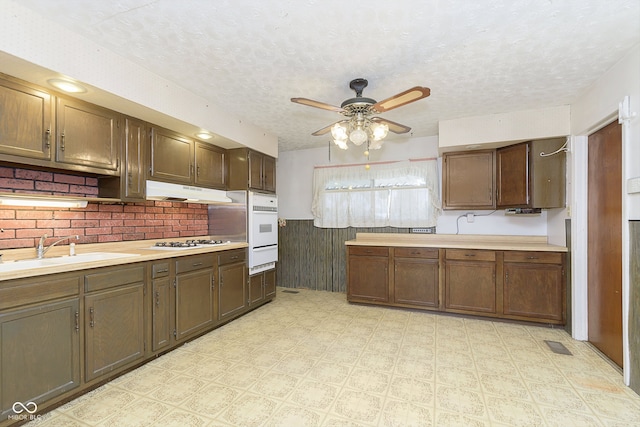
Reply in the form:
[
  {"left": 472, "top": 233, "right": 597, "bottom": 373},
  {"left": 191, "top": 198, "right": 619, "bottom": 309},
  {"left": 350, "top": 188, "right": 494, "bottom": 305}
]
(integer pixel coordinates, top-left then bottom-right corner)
[{"left": 571, "top": 108, "right": 630, "bottom": 383}]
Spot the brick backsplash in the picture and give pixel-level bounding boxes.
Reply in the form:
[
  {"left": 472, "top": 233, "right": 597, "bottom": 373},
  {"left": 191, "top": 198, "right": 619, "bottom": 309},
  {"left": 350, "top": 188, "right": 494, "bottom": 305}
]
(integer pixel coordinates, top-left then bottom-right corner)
[{"left": 0, "top": 166, "right": 209, "bottom": 249}]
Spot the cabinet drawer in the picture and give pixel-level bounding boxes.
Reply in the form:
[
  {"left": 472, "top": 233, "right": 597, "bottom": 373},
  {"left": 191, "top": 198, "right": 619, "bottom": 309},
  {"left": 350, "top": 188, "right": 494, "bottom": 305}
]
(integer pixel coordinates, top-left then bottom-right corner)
[
  {"left": 349, "top": 246, "right": 389, "bottom": 257},
  {"left": 503, "top": 251, "right": 563, "bottom": 264},
  {"left": 85, "top": 265, "right": 145, "bottom": 293},
  {"left": 176, "top": 255, "right": 214, "bottom": 274},
  {"left": 152, "top": 262, "right": 170, "bottom": 278},
  {"left": 0, "top": 275, "right": 80, "bottom": 310},
  {"left": 394, "top": 247, "right": 438, "bottom": 259},
  {"left": 445, "top": 249, "right": 496, "bottom": 262},
  {"left": 218, "top": 249, "right": 246, "bottom": 266}
]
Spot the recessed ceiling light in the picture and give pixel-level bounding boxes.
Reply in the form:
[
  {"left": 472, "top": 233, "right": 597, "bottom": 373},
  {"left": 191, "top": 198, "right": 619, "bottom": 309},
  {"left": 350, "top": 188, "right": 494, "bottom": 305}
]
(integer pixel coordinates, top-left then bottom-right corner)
[
  {"left": 196, "top": 131, "right": 214, "bottom": 140},
  {"left": 47, "top": 78, "right": 87, "bottom": 94}
]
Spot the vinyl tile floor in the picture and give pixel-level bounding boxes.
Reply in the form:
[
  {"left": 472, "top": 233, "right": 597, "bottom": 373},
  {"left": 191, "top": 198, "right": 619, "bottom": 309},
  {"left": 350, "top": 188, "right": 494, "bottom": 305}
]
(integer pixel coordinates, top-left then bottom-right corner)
[{"left": 28, "top": 288, "right": 640, "bottom": 427}]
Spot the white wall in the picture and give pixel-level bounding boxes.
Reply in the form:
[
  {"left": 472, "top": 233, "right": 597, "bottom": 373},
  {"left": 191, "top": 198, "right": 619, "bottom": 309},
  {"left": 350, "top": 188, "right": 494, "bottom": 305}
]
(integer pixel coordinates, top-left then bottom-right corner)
[{"left": 277, "top": 135, "right": 549, "bottom": 236}]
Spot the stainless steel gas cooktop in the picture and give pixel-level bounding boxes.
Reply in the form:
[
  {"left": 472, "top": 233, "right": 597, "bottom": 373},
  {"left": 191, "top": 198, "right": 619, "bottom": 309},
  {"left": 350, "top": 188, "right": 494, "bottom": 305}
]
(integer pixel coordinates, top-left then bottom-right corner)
[{"left": 148, "top": 239, "right": 231, "bottom": 250}]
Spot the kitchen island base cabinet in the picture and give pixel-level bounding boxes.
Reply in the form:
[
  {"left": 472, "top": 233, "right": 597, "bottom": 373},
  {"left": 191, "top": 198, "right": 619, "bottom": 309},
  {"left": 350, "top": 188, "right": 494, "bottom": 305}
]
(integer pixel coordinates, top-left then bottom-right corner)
[
  {"left": 347, "top": 246, "right": 390, "bottom": 303},
  {"left": 393, "top": 248, "right": 439, "bottom": 308},
  {"left": 0, "top": 298, "right": 80, "bottom": 420}
]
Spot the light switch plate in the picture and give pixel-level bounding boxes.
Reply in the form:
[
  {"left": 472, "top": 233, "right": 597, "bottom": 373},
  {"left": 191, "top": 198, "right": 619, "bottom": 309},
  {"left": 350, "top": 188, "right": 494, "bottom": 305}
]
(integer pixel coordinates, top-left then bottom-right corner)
[{"left": 628, "top": 177, "right": 640, "bottom": 194}]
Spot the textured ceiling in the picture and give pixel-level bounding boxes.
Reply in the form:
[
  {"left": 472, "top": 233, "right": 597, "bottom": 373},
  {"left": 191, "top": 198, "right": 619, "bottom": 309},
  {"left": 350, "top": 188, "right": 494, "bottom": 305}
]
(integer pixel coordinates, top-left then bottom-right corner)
[{"left": 15, "top": 0, "right": 640, "bottom": 152}]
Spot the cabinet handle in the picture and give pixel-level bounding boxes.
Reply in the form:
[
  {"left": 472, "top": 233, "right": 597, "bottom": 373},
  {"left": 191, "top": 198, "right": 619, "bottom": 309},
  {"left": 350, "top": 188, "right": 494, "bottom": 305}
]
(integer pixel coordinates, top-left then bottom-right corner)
[
  {"left": 197, "top": 166, "right": 201, "bottom": 176},
  {"left": 192, "top": 262, "right": 203, "bottom": 267},
  {"left": 156, "top": 268, "right": 168, "bottom": 274},
  {"left": 527, "top": 256, "right": 538, "bottom": 260},
  {"left": 89, "top": 307, "right": 95, "bottom": 328},
  {"left": 60, "top": 132, "right": 65, "bottom": 151},
  {"left": 505, "top": 272, "right": 509, "bottom": 283},
  {"left": 45, "top": 128, "right": 51, "bottom": 149},
  {"left": 230, "top": 255, "right": 238, "bottom": 260},
  {"left": 464, "top": 253, "right": 476, "bottom": 257},
  {"left": 74, "top": 311, "right": 79, "bottom": 332},
  {"left": 128, "top": 172, "right": 133, "bottom": 187},
  {"left": 155, "top": 290, "right": 160, "bottom": 307}
]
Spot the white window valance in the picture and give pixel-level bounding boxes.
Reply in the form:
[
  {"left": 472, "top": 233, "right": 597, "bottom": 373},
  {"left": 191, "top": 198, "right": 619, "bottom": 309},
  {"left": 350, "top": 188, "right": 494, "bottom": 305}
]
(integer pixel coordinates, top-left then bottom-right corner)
[{"left": 312, "top": 159, "right": 441, "bottom": 228}]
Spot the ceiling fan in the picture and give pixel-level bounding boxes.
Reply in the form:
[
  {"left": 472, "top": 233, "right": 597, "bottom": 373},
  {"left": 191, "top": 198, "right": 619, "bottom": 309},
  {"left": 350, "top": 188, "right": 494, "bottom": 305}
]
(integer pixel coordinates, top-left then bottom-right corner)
[{"left": 291, "top": 78, "right": 430, "bottom": 150}]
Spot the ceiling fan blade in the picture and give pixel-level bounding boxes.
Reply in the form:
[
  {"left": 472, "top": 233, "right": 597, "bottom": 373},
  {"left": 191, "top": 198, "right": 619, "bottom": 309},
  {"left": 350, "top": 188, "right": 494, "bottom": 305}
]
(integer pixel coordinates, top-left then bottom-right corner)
[
  {"left": 291, "top": 97, "right": 346, "bottom": 113},
  {"left": 312, "top": 120, "right": 348, "bottom": 136},
  {"left": 372, "top": 86, "right": 430, "bottom": 113},
  {"left": 371, "top": 117, "right": 411, "bottom": 134}
]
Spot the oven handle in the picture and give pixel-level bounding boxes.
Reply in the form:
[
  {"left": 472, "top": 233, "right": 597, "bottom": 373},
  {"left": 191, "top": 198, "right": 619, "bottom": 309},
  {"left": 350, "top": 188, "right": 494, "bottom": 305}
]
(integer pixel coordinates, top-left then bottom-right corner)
[{"left": 252, "top": 245, "right": 278, "bottom": 252}]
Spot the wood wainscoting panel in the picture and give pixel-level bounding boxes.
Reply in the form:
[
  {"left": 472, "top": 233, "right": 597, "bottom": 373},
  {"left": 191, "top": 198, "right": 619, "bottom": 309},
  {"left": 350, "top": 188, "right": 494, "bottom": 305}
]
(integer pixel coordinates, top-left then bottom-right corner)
[{"left": 630, "top": 220, "right": 640, "bottom": 395}]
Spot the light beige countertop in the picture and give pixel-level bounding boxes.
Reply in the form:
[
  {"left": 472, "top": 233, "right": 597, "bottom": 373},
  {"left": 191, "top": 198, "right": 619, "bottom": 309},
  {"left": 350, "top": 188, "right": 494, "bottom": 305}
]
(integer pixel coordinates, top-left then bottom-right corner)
[
  {"left": 0, "top": 236, "right": 248, "bottom": 282},
  {"left": 345, "top": 233, "right": 568, "bottom": 252}
]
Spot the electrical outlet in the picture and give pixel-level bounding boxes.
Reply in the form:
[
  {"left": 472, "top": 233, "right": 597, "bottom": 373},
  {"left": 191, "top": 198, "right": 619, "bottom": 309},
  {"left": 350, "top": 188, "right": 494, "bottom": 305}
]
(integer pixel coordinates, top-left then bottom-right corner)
[{"left": 466, "top": 213, "right": 475, "bottom": 223}]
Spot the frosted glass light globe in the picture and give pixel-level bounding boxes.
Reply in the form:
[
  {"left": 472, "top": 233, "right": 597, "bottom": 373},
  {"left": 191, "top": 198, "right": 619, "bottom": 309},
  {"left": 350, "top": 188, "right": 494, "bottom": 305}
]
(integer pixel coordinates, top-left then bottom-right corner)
[{"left": 349, "top": 128, "right": 368, "bottom": 146}]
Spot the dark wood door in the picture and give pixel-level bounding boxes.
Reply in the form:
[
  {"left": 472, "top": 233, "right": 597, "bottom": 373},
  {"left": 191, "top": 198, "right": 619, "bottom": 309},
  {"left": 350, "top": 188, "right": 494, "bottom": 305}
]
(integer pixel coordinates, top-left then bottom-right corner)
[
  {"left": 262, "top": 155, "right": 276, "bottom": 192},
  {"left": 152, "top": 276, "right": 172, "bottom": 352},
  {"left": 56, "top": 97, "right": 120, "bottom": 172},
  {"left": 123, "top": 118, "right": 146, "bottom": 200},
  {"left": 0, "top": 298, "right": 80, "bottom": 420},
  {"left": 0, "top": 77, "right": 53, "bottom": 161},
  {"left": 445, "top": 260, "right": 496, "bottom": 313},
  {"left": 496, "top": 142, "right": 529, "bottom": 208},
  {"left": 249, "top": 274, "right": 265, "bottom": 305},
  {"left": 175, "top": 269, "right": 215, "bottom": 340},
  {"left": 588, "top": 120, "right": 623, "bottom": 367},
  {"left": 149, "top": 127, "right": 193, "bottom": 184},
  {"left": 85, "top": 284, "right": 145, "bottom": 381},
  {"left": 443, "top": 150, "right": 495, "bottom": 209},
  {"left": 248, "top": 150, "right": 264, "bottom": 190},
  {"left": 219, "top": 262, "right": 247, "bottom": 320},
  {"left": 264, "top": 269, "right": 277, "bottom": 298},
  {"left": 393, "top": 257, "right": 439, "bottom": 308},
  {"left": 195, "top": 141, "right": 226, "bottom": 189}
]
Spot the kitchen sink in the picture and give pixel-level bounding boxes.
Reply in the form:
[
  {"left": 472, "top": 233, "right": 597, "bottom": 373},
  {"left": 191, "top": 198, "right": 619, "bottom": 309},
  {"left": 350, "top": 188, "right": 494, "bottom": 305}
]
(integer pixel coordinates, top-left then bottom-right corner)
[{"left": 0, "top": 252, "right": 140, "bottom": 273}]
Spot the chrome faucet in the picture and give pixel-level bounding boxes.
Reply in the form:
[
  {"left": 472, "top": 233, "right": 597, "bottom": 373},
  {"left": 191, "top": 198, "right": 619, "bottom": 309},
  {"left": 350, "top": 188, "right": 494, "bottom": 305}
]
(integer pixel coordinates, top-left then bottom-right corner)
[{"left": 37, "top": 234, "right": 79, "bottom": 259}]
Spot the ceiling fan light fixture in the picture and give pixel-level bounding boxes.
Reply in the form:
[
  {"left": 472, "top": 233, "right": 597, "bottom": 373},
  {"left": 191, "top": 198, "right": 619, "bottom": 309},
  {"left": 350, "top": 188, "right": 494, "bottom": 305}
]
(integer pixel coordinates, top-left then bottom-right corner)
[
  {"left": 349, "top": 128, "right": 368, "bottom": 146},
  {"left": 371, "top": 122, "right": 389, "bottom": 141},
  {"left": 334, "top": 139, "right": 348, "bottom": 149},
  {"left": 331, "top": 123, "right": 348, "bottom": 141},
  {"left": 368, "top": 139, "right": 383, "bottom": 150}
]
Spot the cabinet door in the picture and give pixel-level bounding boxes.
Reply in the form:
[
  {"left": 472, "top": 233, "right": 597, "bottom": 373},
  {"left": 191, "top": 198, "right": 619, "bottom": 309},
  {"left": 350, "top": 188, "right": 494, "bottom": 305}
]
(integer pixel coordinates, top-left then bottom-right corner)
[
  {"left": 248, "top": 150, "right": 263, "bottom": 190},
  {"left": 0, "top": 298, "right": 80, "bottom": 420},
  {"left": 219, "top": 262, "right": 247, "bottom": 321},
  {"left": 56, "top": 97, "right": 120, "bottom": 172},
  {"left": 122, "top": 118, "right": 146, "bottom": 200},
  {"left": 347, "top": 247, "right": 389, "bottom": 303},
  {"left": 85, "top": 284, "right": 145, "bottom": 381},
  {"left": 249, "top": 273, "right": 265, "bottom": 305},
  {"left": 497, "top": 142, "right": 529, "bottom": 208},
  {"left": 264, "top": 269, "right": 276, "bottom": 298},
  {"left": 503, "top": 263, "right": 564, "bottom": 322},
  {"left": 0, "top": 78, "right": 53, "bottom": 161},
  {"left": 443, "top": 150, "right": 495, "bottom": 209},
  {"left": 149, "top": 127, "right": 193, "bottom": 184},
  {"left": 445, "top": 260, "right": 496, "bottom": 314},
  {"left": 175, "top": 269, "right": 215, "bottom": 341},
  {"left": 262, "top": 155, "right": 276, "bottom": 192},
  {"left": 152, "top": 276, "right": 172, "bottom": 352},
  {"left": 394, "top": 257, "right": 439, "bottom": 308},
  {"left": 195, "top": 141, "right": 226, "bottom": 188}
]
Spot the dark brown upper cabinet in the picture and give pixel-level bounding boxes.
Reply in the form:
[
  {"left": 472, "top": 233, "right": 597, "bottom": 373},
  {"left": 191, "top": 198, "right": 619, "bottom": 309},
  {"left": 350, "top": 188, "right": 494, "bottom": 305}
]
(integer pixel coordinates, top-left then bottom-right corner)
[
  {"left": 228, "top": 147, "right": 276, "bottom": 193},
  {"left": 56, "top": 97, "right": 121, "bottom": 174},
  {"left": 442, "top": 150, "right": 495, "bottom": 210},
  {"left": 0, "top": 75, "right": 54, "bottom": 162},
  {"left": 496, "top": 138, "right": 566, "bottom": 209},
  {"left": 149, "top": 127, "right": 227, "bottom": 189}
]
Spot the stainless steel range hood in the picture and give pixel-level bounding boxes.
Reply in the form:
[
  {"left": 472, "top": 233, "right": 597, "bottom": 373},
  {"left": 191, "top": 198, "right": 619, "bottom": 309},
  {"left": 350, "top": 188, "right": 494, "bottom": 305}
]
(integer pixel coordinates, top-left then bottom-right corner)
[{"left": 146, "top": 180, "right": 232, "bottom": 204}]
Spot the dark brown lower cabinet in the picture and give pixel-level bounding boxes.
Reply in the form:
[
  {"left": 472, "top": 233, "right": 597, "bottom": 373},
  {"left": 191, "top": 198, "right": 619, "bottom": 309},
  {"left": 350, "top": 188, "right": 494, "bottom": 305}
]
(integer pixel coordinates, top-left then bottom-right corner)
[
  {"left": 444, "top": 249, "right": 497, "bottom": 314},
  {"left": 175, "top": 255, "right": 216, "bottom": 341},
  {"left": 85, "top": 283, "right": 145, "bottom": 382},
  {"left": 347, "top": 246, "right": 390, "bottom": 303},
  {"left": 218, "top": 249, "right": 248, "bottom": 321},
  {"left": 249, "top": 268, "right": 277, "bottom": 307},
  {"left": 151, "top": 262, "right": 171, "bottom": 352},
  {"left": 503, "top": 251, "right": 565, "bottom": 322},
  {"left": 393, "top": 248, "right": 439, "bottom": 308},
  {"left": 264, "top": 269, "right": 277, "bottom": 299},
  {"left": 0, "top": 298, "right": 80, "bottom": 420}
]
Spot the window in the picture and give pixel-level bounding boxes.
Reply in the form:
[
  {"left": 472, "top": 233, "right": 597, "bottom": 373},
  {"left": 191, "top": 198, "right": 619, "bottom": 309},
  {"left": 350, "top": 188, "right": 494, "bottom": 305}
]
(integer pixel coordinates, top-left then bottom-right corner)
[{"left": 312, "top": 159, "right": 441, "bottom": 228}]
